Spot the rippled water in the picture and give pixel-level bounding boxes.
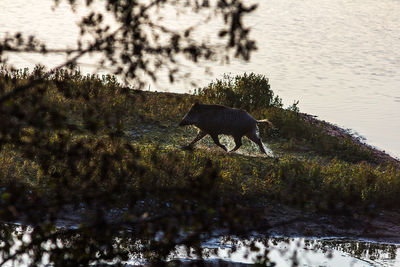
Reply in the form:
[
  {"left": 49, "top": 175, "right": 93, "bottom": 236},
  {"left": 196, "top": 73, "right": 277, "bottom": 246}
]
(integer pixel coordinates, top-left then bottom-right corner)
[
  {"left": 3, "top": 223, "right": 400, "bottom": 266},
  {"left": 1, "top": 0, "right": 399, "bottom": 157}
]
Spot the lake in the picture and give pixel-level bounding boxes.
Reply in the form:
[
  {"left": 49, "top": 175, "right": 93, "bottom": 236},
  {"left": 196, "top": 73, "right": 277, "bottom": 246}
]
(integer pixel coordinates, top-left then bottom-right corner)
[{"left": 1, "top": 0, "right": 399, "bottom": 158}]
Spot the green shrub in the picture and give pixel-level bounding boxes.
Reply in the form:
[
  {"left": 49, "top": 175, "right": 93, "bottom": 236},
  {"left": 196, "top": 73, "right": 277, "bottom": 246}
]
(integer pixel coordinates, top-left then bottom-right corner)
[{"left": 196, "top": 73, "right": 282, "bottom": 112}]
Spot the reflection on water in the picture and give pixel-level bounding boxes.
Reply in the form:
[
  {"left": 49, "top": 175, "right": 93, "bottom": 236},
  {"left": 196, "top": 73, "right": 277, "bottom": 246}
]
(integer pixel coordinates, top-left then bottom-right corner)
[
  {"left": 1, "top": 222, "right": 399, "bottom": 266},
  {"left": 311, "top": 238, "right": 399, "bottom": 266},
  {"left": 171, "top": 236, "right": 400, "bottom": 266},
  {"left": 1, "top": 0, "right": 400, "bottom": 157}
]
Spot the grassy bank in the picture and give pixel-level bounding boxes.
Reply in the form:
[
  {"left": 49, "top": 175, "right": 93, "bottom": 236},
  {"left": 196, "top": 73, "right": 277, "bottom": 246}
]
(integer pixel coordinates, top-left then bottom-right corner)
[
  {"left": 1, "top": 67, "right": 400, "bottom": 264},
  {"left": 1, "top": 68, "right": 399, "bottom": 211}
]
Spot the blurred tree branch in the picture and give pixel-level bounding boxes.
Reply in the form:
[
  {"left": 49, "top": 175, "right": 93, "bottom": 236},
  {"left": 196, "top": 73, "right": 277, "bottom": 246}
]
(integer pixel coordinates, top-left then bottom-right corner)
[
  {"left": 0, "top": 0, "right": 257, "bottom": 86},
  {"left": 0, "top": 0, "right": 262, "bottom": 265}
]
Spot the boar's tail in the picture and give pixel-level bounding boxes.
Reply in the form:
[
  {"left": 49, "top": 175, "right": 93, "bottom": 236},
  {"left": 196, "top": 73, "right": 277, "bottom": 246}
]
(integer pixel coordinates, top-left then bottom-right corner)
[{"left": 256, "top": 119, "right": 273, "bottom": 126}]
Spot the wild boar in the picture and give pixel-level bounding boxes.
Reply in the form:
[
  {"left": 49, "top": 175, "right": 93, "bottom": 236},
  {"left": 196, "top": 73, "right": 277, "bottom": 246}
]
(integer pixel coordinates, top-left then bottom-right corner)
[{"left": 179, "top": 102, "right": 271, "bottom": 154}]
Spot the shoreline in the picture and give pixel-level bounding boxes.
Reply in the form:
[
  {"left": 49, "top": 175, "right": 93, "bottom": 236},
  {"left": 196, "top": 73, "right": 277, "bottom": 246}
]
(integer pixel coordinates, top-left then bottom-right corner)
[
  {"left": 256, "top": 204, "right": 400, "bottom": 244},
  {"left": 6, "top": 203, "right": 400, "bottom": 245},
  {"left": 300, "top": 112, "right": 400, "bottom": 166}
]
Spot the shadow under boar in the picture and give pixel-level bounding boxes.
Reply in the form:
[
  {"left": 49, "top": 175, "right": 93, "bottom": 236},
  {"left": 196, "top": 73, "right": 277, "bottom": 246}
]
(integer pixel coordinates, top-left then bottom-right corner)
[{"left": 179, "top": 102, "right": 272, "bottom": 154}]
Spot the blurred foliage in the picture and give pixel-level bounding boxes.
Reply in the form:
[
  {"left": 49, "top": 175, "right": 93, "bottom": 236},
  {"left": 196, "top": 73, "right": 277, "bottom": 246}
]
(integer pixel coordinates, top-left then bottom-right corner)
[
  {"left": 0, "top": 0, "right": 257, "bottom": 86},
  {"left": 0, "top": 68, "right": 399, "bottom": 265}
]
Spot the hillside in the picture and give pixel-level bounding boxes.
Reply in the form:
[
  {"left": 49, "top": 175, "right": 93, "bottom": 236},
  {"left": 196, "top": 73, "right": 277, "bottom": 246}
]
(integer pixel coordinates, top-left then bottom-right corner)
[{"left": 1, "top": 68, "right": 400, "bottom": 264}]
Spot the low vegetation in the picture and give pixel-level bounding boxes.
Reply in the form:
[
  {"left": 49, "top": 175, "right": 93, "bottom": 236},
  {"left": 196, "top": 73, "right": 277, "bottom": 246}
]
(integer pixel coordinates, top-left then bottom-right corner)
[{"left": 0, "top": 67, "right": 399, "bottom": 264}]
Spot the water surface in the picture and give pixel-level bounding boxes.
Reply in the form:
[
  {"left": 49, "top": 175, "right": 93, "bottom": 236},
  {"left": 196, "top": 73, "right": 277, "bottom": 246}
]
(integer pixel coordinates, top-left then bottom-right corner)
[
  {"left": 0, "top": 0, "right": 399, "bottom": 157},
  {"left": 3, "top": 224, "right": 400, "bottom": 266}
]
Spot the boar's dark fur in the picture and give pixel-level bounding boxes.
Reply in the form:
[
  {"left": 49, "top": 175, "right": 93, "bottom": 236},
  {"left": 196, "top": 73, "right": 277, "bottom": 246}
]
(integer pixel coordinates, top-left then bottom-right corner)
[{"left": 179, "top": 102, "right": 271, "bottom": 154}]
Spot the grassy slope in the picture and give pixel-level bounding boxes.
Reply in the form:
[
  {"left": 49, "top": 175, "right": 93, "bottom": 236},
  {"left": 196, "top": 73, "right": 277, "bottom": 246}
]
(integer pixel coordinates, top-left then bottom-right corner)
[
  {"left": 1, "top": 70, "right": 400, "bottom": 216},
  {"left": 124, "top": 90, "right": 400, "bottom": 211}
]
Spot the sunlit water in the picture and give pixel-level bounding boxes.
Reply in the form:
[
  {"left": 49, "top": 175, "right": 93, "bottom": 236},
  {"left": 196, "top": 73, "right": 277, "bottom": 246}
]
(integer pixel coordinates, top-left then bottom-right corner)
[
  {"left": 2, "top": 224, "right": 400, "bottom": 266},
  {"left": 170, "top": 236, "right": 400, "bottom": 267},
  {"left": 1, "top": 0, "right": 399, "bottom": 158}
]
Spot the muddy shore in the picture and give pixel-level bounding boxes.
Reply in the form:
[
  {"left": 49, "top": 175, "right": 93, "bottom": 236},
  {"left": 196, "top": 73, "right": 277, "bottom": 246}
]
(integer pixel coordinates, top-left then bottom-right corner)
[
  {"left": 50, "top": 201, "right": 400, "bottom": 245},
  {"left": 257, "top": 204, "right": 400, "bottom": 244}
]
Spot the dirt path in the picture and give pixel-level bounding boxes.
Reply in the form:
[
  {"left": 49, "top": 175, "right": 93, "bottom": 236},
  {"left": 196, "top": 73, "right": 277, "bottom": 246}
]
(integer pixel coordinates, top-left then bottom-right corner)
[{"left": 259, "top": 204, "right": 400, "bottom": 244}]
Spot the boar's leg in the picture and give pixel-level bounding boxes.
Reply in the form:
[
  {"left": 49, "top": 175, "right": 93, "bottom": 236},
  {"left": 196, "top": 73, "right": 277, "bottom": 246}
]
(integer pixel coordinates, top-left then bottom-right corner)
[
  {"left": 230, "top": 135, "right": 243, "bottom": 152},
  {"left": 188, "top": 131, "right": 207, "bottom": 147},
  {"left": 246, "top": 131, "right": 267, "bottom": 154},
  {"left": 210, "top": 134, "right": 228, "bottom": 152}
]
